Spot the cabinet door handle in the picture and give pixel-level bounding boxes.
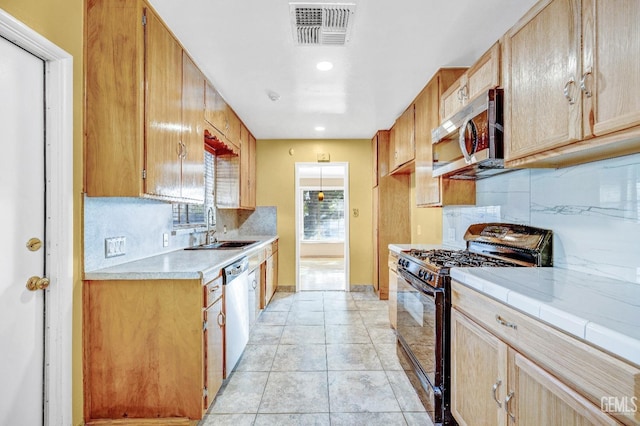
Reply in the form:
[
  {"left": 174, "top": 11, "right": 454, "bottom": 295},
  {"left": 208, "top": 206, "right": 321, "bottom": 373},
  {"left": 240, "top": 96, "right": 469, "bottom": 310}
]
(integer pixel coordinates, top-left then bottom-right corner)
[
  {"left": 492, "top": 380, "right": 502, "bottom": 408},
  {"left": 176, "top": 141, "right": 183, "bottom": 158},
  {"left": 252, "top": 279, "right": 257, "bottom": 290},
  {"left": 495, "top": 314, "right": 517, "bottom": 330},
  {"left": 181, "top": 142, "right": 188, "bottom": 159},
  {"left": 563, "top": 78, "right": 577, "bottom": 105},
  {"left": 580, "top": 70, "right": 593, "bottom": 98},
  {"left": 504, "top": 391, "right": 516, "bottom": 422},
  {"left": 217, "top": 311, "right": 226, "bottom": 327}
]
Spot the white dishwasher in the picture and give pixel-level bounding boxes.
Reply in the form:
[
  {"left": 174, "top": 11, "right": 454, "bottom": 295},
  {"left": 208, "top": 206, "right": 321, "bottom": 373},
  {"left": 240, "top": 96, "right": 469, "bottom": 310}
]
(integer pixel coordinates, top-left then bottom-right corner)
[{"left": 222, "top": 257, "right": 250, "bottom": 378}]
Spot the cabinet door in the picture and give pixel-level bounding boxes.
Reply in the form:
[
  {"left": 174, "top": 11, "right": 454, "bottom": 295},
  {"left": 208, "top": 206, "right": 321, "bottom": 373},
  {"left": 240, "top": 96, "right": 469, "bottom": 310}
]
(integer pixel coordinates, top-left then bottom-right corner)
[
  {"left": 451, "top": 309, "right": 507, "bottom": 426},
  {"left": 504, "top": 0, "right": 582, "bottom": 161},
  {"left": 204, "top": 82, "right": 228, "bottom": 135},
  {"left": 387, "top": 258, "right": 397, "bottom": 329},
  {"left": 396, "top": 105, "right": 415, "bottom": 168},
  {"left": 144, "top": 8, "right": 183, "bottom": 199},
  {"left": 226, "top": 108, "right": 241, "bottom": 147},
  {"left": 509, "top": 350, "right": 620, "bottom": 426},
  {"left": 441, "top": 76, "right": 467, "bottom": 121},
  {"left": 204, "top": 297, "right": 223, "bottom": 409},
  {"left": 181, "top": 53, "right": 205, "bottom": 203},
  {"left": 414, "top": 81, "right": 440, "bottom": 206},
  {"left": 583, "top": 0, "right": 640, "bottom": 138},
  {"left": 248, "top": 132, "right": 257, "bottom": 207},
  {"left": 467, "top": 42, "right": 501, "bottom": 103},
  {"left": 239, "top": 124, "right": 255, "bottom": 209}
]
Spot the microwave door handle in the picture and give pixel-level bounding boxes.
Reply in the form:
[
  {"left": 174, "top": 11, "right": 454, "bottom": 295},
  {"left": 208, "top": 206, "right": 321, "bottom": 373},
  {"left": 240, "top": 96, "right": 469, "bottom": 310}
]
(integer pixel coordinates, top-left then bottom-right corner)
[{"left": 459, "top": 119, "right": 473, "bottom": 164}]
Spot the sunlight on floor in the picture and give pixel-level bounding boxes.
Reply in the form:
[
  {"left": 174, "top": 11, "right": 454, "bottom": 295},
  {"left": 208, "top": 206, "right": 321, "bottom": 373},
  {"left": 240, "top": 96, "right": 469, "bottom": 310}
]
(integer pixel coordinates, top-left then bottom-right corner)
[{"left": 299, "top": 257, "right": 345, "bottom": 291}]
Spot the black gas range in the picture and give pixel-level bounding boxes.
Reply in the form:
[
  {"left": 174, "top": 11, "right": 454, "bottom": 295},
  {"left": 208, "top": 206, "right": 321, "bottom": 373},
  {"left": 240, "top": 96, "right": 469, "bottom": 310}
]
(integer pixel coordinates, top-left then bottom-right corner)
[{"left": 395, "top": 223, "right": 553, "bottom": 425}]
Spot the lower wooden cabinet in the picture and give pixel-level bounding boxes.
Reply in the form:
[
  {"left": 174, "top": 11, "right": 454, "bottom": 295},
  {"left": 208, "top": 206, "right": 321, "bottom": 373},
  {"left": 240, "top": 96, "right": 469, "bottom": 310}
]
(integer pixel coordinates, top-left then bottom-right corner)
[
  {"left": 388, "top": 252, "right": 398, "bottom": 329},
  {"left": 83, "top": 277, "right": 223, "bottom": 423},
  {"left": 263, "top": 239, "right": 279, "bottom": 305},
  {"left": 451, "top": 281, "right": 637, "bottom": 426}
]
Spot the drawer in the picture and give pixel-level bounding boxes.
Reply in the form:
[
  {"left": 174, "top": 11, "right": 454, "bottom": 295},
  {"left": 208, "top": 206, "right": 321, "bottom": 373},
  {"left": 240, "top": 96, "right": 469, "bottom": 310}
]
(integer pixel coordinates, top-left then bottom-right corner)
[
  {"left": 452, "top": 280, "right": 640, "bottom": 425},
  {"left": 204, "top": 276, "right": 223, "bottom": 308}
]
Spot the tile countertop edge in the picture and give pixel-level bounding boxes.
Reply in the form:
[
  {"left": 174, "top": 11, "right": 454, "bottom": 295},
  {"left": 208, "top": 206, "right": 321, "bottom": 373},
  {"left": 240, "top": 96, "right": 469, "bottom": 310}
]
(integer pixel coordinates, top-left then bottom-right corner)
[
  {"left": 83, "top": 235, "right": 278, "bottom": 283},
  {"left": 450, "top": 267, "right": 640, "bottom": 368}
]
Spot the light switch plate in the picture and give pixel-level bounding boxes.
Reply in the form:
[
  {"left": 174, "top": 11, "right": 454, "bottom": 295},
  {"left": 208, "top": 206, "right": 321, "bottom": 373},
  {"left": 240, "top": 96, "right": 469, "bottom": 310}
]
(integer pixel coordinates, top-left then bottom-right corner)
[
  {"left": 163, "top": 233, "right": 169, "bottom": 247},
  {"left": 105, "top": 236, "right": 126, "bottom": 258}
]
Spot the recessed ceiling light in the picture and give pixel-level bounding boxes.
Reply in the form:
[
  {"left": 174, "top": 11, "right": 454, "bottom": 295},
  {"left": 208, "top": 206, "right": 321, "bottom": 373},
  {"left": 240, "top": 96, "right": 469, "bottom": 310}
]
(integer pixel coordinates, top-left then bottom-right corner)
[
  {"left": 315, "top": 126, "right": 325, "bottom": 131},
  {"left": 316, "top": 61, "right": 333, "bottom": 71}
]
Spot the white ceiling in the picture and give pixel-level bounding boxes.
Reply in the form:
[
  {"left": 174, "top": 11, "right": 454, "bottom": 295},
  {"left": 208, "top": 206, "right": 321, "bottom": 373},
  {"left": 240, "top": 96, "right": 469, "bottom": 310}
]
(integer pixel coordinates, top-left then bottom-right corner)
[{"left": 148, "top": 0, "right": 537, "bottom": 140}]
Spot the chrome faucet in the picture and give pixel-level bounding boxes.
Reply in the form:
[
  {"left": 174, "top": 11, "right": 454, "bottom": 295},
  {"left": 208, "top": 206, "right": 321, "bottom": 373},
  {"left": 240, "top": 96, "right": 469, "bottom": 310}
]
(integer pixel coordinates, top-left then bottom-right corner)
[{"left": 206, "top": 207, "right": 217, "bottom": 244}]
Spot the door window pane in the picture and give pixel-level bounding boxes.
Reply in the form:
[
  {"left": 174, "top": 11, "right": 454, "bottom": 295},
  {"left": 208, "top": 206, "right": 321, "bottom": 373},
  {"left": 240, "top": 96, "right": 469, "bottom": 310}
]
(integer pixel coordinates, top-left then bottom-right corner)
[{"left": 303, "top": 190, "right": 344, "bottom": 240}]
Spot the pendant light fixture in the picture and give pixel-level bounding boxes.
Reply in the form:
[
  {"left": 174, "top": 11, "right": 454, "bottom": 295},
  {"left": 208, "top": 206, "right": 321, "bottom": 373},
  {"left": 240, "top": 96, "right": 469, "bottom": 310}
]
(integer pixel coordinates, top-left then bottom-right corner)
[{"left": 318, "top": 167, "right": 324, "bottom": 201}]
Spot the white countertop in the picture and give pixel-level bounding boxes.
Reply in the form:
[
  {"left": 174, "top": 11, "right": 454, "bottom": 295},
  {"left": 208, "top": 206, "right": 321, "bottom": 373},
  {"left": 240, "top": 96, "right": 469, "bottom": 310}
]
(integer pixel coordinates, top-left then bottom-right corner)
[
  {"left": 451, "top": 267, "right": 640, "bottom": 367},
  {"left": 84, "top": 236, "right": 277, "bottom": 284}
]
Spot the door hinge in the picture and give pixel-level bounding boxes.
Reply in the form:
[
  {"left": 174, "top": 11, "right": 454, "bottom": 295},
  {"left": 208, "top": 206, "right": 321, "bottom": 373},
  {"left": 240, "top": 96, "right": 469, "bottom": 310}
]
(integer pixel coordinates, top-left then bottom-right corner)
[
  {"left": 203, "top": 387, "right": 208, "bottom": 398},
  {"left": 142, "top": 169, "right": 147, "bottom": 179},
  {"left": 142, "top": 14, "right": 147, "bottom": 26},
  {"left": 203, "top": 320, "right": 208, "bottom": 331}
]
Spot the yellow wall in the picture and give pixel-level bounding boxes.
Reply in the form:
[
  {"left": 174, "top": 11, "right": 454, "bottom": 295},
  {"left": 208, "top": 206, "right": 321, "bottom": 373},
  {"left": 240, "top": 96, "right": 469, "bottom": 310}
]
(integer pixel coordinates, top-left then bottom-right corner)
[
  {"left": 256, "top": 139, "right": 373, "bottom": 287},
  {"left": 410, "top": 173, "right": 443, "bottom": 244},
  {"left": 0, "top": 1, "right": 85, "bottom": 424}
]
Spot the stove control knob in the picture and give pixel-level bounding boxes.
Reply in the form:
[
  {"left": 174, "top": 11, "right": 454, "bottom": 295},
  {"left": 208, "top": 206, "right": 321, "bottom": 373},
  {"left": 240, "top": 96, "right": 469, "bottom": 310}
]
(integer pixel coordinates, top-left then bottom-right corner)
[
  {"left": 418, "top": 269, "right": 424, "bottom": 278},
  {"left": 425, "top": 273, "right": 432, "bottom": 282}
]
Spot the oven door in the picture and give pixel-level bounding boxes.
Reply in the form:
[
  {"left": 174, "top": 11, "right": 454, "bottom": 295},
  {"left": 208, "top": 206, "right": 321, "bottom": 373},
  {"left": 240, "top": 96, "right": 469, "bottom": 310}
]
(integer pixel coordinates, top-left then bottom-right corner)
[{"left": 396, "top": 268, "right": 445, "bottom": 422}]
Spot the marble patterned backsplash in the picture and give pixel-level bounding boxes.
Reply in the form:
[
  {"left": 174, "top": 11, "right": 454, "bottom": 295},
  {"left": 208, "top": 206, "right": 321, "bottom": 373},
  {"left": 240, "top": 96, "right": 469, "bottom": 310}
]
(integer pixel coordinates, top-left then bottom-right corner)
[
  {"left": 84, "top": 196, "right": 277, "bottom": 271},
  {"left": 443, "top": 153, "right": 640, "bottom": 284}
]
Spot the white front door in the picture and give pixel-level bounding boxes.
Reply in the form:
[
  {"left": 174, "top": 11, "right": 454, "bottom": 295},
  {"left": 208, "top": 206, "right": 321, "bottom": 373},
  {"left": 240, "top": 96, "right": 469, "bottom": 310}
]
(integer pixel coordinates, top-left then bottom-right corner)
[{"left": 0, "top": 35, "right": 46, "bottom": 425}]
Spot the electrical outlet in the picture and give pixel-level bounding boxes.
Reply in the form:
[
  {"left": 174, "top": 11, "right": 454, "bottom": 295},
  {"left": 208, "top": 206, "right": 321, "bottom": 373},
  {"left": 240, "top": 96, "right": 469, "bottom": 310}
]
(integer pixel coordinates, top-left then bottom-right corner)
[
  {"left": 105, "top": 236, "right": 126, "bottom": 258},
  {"left": 163, "top": 233, "right": 169, "bottom": 247}
]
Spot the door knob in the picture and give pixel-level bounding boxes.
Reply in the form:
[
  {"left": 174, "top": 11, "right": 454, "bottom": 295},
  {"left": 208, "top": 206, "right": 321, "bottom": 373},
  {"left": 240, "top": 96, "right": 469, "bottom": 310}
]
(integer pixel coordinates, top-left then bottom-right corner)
[
  {"left": 26, "top": 238, "right": 42, "bottom": 251},
  {"left": 26, "top": 276, "right": 50, "bottom": 291}
]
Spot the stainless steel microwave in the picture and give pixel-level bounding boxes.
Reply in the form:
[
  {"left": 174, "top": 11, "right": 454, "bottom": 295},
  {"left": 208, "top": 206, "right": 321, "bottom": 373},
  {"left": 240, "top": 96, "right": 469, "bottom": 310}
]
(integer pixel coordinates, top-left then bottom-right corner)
[{"left": 431, "top": 88, "right": 507, "bottom": 179}]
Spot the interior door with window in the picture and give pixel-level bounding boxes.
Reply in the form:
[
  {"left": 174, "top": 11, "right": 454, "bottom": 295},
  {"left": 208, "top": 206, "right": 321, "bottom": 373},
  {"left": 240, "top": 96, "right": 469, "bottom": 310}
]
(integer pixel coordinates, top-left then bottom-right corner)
[{"left": 0, "top": 35, "right": 46, "bottom": 425}]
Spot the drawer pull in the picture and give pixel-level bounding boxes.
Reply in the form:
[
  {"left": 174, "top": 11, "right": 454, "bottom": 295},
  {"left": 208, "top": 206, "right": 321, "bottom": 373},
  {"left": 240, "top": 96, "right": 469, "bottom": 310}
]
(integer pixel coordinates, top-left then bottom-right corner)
[
  {"left": 505, "top": 391, "right": 516, "bottom": 422},
  {"left": 209, "top": 285, "right": 220, "bottom": 293},
  {"left": 496, "top": 315, "right": 517, "bottom": 330},
  {"left": 492, "top": 380, "right": 502, "bottom": 408}
]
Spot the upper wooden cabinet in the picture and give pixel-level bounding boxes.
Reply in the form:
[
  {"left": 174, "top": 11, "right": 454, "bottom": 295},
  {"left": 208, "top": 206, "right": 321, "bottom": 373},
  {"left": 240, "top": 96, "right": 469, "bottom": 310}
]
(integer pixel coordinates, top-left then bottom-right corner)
[
  {"left": 204, "top": 81, "right": 241, "bottom": 147},
  {"left": 441, "top": 43, "right": 500, "bottom": 121},
  {"left": 414, "top": 68, "right": 475, "bottom": 207},
  {"left": 503, "top": 0, "right": 640, "bottom": 168},
  {"left": 179, "top": 53, "right": 206, "bottom": 203},
  {"left": 85, "top": 0, "right": 204, "bottom": 203},
  {"left": 372, "top": 130, "right": 390, "bottom": 187},
  {"left": 239, "top": 125, "right": 256, "bottom": 209},
  {"left": 390, "top": 104, "right": 415, "bottom": 173}
]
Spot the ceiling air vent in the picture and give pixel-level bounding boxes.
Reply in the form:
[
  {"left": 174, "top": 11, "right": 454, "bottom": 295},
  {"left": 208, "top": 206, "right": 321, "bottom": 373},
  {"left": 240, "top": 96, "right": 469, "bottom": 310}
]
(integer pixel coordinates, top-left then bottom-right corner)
[{"left": 290, "top": 3, "right": 356, "bottom": 46}]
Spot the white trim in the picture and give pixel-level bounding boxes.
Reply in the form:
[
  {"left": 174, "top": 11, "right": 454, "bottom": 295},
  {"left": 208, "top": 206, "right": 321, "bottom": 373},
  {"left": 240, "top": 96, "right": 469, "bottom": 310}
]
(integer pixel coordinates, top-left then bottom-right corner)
[
  {"left": 0, "top": 9, "right": 74, "bottom": 426},
  {"left": 294, "top": 162, "right": 350, "bottom": 292}
]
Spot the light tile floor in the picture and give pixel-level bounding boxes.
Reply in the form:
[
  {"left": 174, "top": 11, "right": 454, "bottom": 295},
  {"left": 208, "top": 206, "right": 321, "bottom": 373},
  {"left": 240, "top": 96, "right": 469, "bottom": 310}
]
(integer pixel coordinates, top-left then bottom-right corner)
[
  {"left": 199, "top": 290, "right": 434, "bottom": 426},
  {"left": 299, "top": 258, "right": 345, "bottom": 291}
]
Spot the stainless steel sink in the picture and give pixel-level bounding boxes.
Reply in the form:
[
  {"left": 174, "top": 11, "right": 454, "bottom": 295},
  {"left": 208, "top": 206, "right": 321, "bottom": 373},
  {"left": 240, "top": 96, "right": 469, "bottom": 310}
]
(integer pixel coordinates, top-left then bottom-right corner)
[{"left": 185, "top": 240, "right": 258, "bottom": 250}]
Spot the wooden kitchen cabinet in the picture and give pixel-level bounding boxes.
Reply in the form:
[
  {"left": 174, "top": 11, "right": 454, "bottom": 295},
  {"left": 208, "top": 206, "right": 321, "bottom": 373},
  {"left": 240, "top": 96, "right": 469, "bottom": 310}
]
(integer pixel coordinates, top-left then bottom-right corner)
[
  {"left": 85, "top": 0, "right": 204, "bottom": 202},
  {"left": 239, "top": 125, "right": 257, "bottom": 209},
  {"left": 372, "top": 175, "right": 410, "bottom": 300},
  {"left": 83, "top": 277, "right": 222, "bottom": 423},
  {"left": 180, "top": 52, "right": 206, "bottom": 202},
  {"left": 390, "top": 105, "right": 415, "bottom": 173},
  {"left": 440, "top": 43, "right": 500, "bottom": 121},
  {"left": 503, "top": 0, "right": 640, "bottom": 168},
  {"left": 372, "top": 130, "right": 390, "bottom": 187},
  {"left": 387, "top": 252, "right": 398, "bottom": 329},
  {"left": 204, "top": 81, "right": 241, "bottom": 148},
  {"left": 264, "top": 239, "right": 279, "bottom": 305},
  {"left": 414, "top": 68, "right": 475, "bottom": 207},
  {"left": 451, "top": 281, "right": 639, "bottom": 426}
]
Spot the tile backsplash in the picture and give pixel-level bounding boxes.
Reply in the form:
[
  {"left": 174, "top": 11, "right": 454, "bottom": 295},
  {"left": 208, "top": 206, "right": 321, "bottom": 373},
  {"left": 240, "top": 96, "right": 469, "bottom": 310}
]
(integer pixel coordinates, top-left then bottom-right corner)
[
  {"left": 443, "top": 153, "right": 640, "bottom": 284},
  {"left": 84, "top": 196, "right": 277, "bottom": 271}
]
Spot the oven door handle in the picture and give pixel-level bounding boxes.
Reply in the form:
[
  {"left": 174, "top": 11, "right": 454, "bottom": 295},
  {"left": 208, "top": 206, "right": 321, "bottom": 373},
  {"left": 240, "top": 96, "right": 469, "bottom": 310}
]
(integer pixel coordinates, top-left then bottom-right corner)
[{"left": 397, "top": 268, "right": 439, "bottom": 298}]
